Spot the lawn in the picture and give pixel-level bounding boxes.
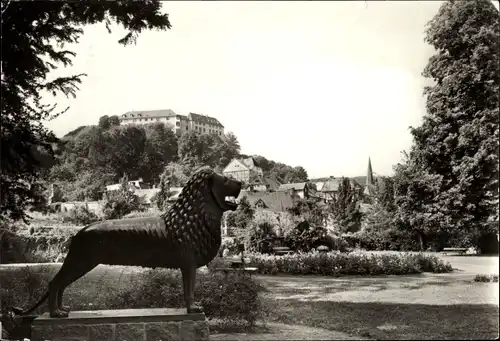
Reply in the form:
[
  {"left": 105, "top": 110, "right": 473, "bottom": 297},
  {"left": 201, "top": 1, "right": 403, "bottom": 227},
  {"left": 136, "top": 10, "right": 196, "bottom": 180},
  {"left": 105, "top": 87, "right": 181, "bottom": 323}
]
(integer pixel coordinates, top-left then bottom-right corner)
[
  {"left": 1, "top": 254, "right": 498, "bottom": 340},
  {"left": 258, "top": 254, "right": 499, "bottom": 339}
]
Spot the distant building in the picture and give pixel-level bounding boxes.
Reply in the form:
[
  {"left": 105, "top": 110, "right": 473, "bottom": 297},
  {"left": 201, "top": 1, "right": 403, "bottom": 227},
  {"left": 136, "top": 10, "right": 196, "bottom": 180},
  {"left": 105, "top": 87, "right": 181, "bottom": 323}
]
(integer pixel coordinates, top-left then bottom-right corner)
[
  {"left": 246, "top": 176, "right": 281, "bottom": 192},
  {"left": 277, "top": 182, "right": 314, "bottom": 199},
  {"left": 105, "top": 178, "right": 150, "bottom": 192},
  {"left": 236, "top": 191, "right": 296, "bottom": 213},
  {"left": 223, "top": 157, "right": 263, "bottom": 183},
  {"left": 119, "top": 109, "right": 224, "bottom": 136}
]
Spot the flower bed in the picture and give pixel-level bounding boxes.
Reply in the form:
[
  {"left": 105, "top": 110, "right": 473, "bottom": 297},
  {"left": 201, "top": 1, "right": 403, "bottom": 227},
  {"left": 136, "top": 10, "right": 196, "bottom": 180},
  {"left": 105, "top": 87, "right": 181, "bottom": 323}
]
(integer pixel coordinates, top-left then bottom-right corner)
[{"left": 244, "top": 251, "right": 453, "bottom": 276}]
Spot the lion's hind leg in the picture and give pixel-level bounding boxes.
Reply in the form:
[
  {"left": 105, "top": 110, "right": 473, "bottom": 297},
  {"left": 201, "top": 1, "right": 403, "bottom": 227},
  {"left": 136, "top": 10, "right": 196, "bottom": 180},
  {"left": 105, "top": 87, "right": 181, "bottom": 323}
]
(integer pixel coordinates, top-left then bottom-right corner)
[{"left": 48, "top": 247, "right": 98, "bottom": 318}]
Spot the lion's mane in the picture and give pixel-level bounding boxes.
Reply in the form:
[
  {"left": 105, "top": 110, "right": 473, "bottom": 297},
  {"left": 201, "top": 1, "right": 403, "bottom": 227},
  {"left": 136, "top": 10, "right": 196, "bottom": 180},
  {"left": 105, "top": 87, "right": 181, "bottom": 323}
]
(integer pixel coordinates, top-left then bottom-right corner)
[{"left": 160, "top": 167, "right": 223, "bottom": 266}]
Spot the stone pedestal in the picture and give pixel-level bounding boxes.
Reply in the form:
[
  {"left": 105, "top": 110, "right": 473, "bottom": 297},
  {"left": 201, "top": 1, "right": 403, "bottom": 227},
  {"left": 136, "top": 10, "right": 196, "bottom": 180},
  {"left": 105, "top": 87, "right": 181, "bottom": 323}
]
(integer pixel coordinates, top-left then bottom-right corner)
[{"left": 31, "top": 308, "right": 209, "bottom": 341}]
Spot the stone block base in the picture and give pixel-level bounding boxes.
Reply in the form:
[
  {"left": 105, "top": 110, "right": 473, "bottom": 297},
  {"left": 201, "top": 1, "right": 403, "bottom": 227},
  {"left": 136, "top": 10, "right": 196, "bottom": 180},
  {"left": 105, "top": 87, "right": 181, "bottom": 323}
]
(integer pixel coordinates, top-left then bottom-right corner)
[{"left": 31, "top": 308, "right": 209, "bottom": 341}]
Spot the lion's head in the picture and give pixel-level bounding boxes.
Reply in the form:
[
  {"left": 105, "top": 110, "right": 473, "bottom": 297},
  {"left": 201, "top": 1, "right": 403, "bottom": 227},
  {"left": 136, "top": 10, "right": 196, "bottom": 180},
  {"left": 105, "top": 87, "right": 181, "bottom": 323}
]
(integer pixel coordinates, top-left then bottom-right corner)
[{"left": 177, "top": 167, "right": 242, "bottom": 213}]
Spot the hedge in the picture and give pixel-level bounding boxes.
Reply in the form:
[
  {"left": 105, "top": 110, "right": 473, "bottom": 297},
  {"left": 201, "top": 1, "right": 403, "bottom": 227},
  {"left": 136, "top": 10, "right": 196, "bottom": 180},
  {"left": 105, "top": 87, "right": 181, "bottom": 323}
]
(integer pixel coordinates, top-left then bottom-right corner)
[{"left": 225, "top": 251, "right": 454, "bottom": 276}]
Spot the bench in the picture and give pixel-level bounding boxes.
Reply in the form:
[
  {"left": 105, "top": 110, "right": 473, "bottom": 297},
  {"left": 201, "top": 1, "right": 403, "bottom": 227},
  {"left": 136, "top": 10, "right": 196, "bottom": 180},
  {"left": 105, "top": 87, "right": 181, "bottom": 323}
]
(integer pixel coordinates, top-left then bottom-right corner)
[
  {"left": 274, "top": 250, "right": 293, "bottom": 256},
  {"left": 441, "top": 247, "right": 468, "bottom": 256},
  {"left": 273, "top": 246, "right": 293, "bottom": 256}
]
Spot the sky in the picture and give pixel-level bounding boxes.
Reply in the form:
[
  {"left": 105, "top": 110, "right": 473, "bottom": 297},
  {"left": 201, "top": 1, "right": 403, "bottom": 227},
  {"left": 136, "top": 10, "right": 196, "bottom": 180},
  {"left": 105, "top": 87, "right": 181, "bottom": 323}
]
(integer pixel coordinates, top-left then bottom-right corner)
[{"left": 44, "top": 0, "right": 458, "bottom": 179}]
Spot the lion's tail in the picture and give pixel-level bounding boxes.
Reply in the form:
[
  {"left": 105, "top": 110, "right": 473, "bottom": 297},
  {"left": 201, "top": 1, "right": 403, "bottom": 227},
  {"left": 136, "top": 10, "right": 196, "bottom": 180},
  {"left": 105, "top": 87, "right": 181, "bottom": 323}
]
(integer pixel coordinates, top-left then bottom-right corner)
[{"left": 11, "top": 291, "right": 49, "bottom": 316}]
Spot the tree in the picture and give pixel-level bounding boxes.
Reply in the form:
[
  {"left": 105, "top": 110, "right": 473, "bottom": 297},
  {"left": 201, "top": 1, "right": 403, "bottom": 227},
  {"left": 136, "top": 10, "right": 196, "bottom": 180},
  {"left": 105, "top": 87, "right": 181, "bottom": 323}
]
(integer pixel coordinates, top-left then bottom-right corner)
[
  {"left": 284, "top": 166, "right": 309, "bottom": 183},
  {"left": 98, "top": 115, "right": 111, "bottom": 130},
  {"left": 156, "top": 171, "right": 174, "bottom": 211},
  {"left": 228, "top": 196, "right": 255, "bottom": 243},
  {"left": 159, "top": 162, "right": 194, "bottom": 187},
  {"left": 392, "top": 153, "right": 445, "bottom": 250},
  {"left": 178, "top": 131, "right": 203, "bottom": 164},
  {"left": 108, "top": 115, "right": 120, "bottom": 128},
  {"left": 216, "top": 132, "right": 241, "bottom": 169},
  {"left": 142, "top": 123, "right": 178, "bottom": 183},
  {"left": 107, "top": 125, "right": 147, "bottom": 180},
  {"left": 103, "top": 174, "right": 141, "bottom": 220},
  {"left": 375, "top": 176, "right": 396, "bottom": 212},
  {"left": 1, "top": 1, "right": 171, "bottom": 222},
  {"left": 406, "top": 0, "right": 499, "bottom": 252},
  {"left": 328, "top": 177, "right": 362, "bottom": 233}
]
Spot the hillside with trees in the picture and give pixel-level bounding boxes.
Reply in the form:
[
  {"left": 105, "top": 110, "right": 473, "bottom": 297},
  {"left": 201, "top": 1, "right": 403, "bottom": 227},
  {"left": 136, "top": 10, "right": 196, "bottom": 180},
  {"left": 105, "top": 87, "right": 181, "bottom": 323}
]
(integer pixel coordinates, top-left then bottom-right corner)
[{"left": 44, "top": 117, "right": 308, "bottom": 203}]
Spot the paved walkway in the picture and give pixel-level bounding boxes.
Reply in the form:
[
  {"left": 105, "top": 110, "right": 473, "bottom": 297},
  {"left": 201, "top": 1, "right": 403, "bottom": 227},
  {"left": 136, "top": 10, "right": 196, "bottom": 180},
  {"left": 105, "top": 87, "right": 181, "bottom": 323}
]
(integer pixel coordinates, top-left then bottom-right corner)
[{"left": 210, "top": 323, "right": 366, "bottom": 340}]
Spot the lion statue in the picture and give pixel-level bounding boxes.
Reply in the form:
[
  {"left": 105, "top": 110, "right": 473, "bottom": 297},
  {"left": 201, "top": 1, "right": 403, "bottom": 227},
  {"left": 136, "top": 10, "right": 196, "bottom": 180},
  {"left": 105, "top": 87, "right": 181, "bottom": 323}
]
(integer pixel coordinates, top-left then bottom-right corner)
[{"left": 12, "top": 168, "right": 242, "bottom": 318}]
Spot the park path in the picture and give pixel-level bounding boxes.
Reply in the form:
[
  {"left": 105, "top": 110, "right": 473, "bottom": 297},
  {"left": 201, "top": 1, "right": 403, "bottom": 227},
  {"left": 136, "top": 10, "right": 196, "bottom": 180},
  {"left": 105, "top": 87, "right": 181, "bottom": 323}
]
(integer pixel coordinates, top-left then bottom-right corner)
[{"left": 210, "top": 323, "right": 366, "bottom": 340}]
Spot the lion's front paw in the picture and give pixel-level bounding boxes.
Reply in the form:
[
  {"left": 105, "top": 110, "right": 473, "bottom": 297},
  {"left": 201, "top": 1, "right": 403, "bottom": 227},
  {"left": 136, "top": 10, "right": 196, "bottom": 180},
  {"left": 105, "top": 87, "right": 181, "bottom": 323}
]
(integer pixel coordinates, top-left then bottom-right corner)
[
  {"left": 50, "top": 309, "right": 69, "bottom": 318},
  {"left": 187, "top": 303, "right": 204, "bottom": 314},
  {"left": 60, "top": 305, "right": 71, "bottom": 313}
]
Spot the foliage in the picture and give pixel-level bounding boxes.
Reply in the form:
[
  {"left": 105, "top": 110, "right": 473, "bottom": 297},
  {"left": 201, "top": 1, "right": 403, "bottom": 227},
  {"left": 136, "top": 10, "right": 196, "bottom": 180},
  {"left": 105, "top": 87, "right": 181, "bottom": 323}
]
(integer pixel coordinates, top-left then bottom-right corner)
[
  {"left": 178, "top": 131, "right": 241, "bottom": 170},
  {"left": 1, "top": 0, "right": 171, "bottom": 223},
  {"left": 328, "top": 177, "right": 363, "bottom": 233},
  {"left": 246, "top": 251, "right": 453, "bottom": 276},
  {"left": 316, "top": 234, "right": 349, "bottom": 252},
  {"left": 244, "top": 211, "right": 278, "bottom": 254},
  {"left": 61, "top": 205, "right": 101, "bottom": 226},
  {"left": 102, "top": 175, "right": 142, "bottom": 220},
  {"left": 156, "top": 169, "right": 174, "bottom": 211},
  {"left": 227, "top": 196, "right": 255, "bottom": 242},
  {"left": 218, "top": 237, "right": 239, "bottom": 256},
  {"left": 0, "top": 266, "right": 265, "bottom": 336},
  {"left": 287, "top": 197, "right": 327, "bottom": 227},
  {"left": 97, "top": 115, "right": 120, "bottom": 130},
  {"left": 284, "top": 166, "right": 309, "bottom": 183},
  {"left": 473, "top": 274, "right": 499, "bottom": 283},
  {"left": 122, "top": 208, "right": 161, "bottom": 219},
  {"left": 0, "top": 224, "right": 78, "bottom": 264},
  {"left": 251, "top": 155, "right": 306, "bottom": 184},
  {"left": 397, "top": 0, "right": 499, "bottom": 253},
  {"left": 374, "top": 176, "right": 396, "bottom": 211},
  {"left": 158, "top": 162, "right": 194, "bottom": 187},
  {"left": 283, "top": 221, "right": 322, "bottom": 252}
]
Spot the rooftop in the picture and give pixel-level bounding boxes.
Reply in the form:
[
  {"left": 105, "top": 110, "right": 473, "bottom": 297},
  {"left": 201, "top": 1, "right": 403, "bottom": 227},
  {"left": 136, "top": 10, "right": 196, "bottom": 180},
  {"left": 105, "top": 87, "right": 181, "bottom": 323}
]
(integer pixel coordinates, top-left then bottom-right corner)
[
  {"left": 189, "top": 113, "right": 224, "bottom": 128},
  {"left": 277, "top": 182, "right": 308, "bottom": 191},
  {"left": 237, "top": 191, "right": 295, "bottom": 212},
  {"left": 120, "top": 109, "right": 177, "bottom": 120}
]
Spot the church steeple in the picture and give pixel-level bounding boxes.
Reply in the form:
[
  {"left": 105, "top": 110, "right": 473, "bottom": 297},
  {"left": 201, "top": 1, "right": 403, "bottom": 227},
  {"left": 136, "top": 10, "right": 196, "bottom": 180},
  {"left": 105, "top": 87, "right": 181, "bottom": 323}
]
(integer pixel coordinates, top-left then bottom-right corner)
[
  {"left": 366, "top": 156, "right": 374, "bottom": 187},
  {"left": 363, "top": 156, "right": 375, "bottom": 198}
]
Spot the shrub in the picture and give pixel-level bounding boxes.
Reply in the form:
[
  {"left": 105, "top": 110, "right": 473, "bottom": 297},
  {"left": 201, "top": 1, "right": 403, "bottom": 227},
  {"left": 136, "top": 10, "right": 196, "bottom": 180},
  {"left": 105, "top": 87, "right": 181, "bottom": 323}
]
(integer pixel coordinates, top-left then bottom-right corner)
[
  {"left": 316, "top": 234, "right": 349, "bottom": 252},
  {"left": 474, "top": 274, "right": 499, "bottom": 283},
  {"left": 218, "top": 237, "right": 239, "bottom": 256},
  {"left": 1, "top": 265, "right": 265, "bottom": 337},
  {"left": 103, "top": 190, "right": 142, "bottom": 220},
  {"left": 284, "top": 221, "right": 328, "bottom": 252},
  {"left": 246, "top": 251, "right": 453, "bottom": 276},
  {"left": 103, "top": 269, "right": 265, "bottom": 327},
  {"left": 246, "top": 222, "right": 277, "bottom": 254},
  {"left": 122, "top": 208, "right": 161, "bottom": 219},
  {"left": 1, "top": 226, "right": 78, "bottom": 264},
  {"left": 61, "top": 205, "right": 101, "bottom": 226}
]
